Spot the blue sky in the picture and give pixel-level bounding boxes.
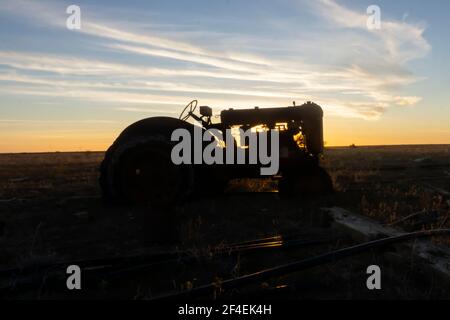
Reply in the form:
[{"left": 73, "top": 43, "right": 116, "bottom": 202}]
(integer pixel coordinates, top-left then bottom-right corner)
[{"left": 0, "top": 0, "right": 449, "bottom": 152}]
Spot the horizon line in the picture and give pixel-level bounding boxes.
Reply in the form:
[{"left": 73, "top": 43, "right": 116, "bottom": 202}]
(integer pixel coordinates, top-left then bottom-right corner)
[{"left": 1, "top": 143, "right": 449, "bottom": 155}]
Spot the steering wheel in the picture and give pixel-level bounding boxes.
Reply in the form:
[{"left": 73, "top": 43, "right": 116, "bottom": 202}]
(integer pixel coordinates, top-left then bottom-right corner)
[{"left": 179, "top": 100, "right": 198, "bottom": 121}]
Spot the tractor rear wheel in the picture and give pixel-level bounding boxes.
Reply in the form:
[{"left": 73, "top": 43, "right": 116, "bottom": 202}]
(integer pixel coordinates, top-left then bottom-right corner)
[{"left": 99, "top": 135, "right": 193, "bottom": 207}]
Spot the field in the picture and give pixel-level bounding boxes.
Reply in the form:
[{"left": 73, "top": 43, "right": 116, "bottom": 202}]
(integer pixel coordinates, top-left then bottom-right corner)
[{"left": 0, "top": 145, "right": 449, "bottom": 299}]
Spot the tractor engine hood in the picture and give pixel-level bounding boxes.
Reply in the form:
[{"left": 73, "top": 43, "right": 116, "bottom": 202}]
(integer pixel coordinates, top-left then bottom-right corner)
[{"left": 220, "top": 101, "right": 323, "bottom": 128}]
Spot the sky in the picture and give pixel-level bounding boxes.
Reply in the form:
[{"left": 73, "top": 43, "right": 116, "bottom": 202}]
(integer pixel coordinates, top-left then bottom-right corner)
[{"left": 0, "top": 0, "right": 449, "bottom": 152}]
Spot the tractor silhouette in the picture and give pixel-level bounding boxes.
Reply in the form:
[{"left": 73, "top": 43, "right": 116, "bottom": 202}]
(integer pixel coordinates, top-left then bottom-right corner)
[{"left": 100, "top": 100, "right": 333, "bottom": 206}]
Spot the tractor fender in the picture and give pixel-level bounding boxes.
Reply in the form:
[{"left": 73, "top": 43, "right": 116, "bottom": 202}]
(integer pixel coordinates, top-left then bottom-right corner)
[
  {"left": 114, "top": 116, "right": 196, "bottom": 145},
  {"left": 100, "top": 117, "right": 198, "bottom": 203}
]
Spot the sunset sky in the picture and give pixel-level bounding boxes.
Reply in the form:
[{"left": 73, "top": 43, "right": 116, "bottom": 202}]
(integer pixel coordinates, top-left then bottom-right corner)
[{"left": 0, "top": 0, "right": 449, "bottom": 152}]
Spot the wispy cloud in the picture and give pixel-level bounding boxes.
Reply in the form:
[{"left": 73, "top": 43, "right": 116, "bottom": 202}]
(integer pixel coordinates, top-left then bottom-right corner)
[
  {"left": 310, "top": 0, "right": 431, "bottom": 63},
  {"left": 0, "top": 0, "right": 431, "bottom": 121}
]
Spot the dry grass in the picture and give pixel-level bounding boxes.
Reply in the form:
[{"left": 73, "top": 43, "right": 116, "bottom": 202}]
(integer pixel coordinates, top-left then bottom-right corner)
[{"left": 0, "top": 145, "right": 449, "bottom": 299}]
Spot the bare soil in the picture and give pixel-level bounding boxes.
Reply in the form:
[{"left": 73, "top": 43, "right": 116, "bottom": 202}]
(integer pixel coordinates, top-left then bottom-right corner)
[{"left": 0, "top": 145, "right": 449, "bottom": 299}]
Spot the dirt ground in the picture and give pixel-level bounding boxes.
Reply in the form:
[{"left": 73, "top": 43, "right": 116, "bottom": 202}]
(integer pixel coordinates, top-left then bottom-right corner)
[{"left": 0, "top": 145, "right": 449, "bottom": 299}]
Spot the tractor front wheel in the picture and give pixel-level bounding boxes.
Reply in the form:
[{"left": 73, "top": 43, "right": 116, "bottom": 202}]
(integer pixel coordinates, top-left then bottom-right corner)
[{"left": 278, "top": 166, "right": 333, "bottom": 197}]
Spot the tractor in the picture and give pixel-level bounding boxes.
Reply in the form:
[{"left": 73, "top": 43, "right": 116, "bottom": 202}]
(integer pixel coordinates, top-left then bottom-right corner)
[{"left": 99, "top": 100, "right": 333, "bottom": 206}]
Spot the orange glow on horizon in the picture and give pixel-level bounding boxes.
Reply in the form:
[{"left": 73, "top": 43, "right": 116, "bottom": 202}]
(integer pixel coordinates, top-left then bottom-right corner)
[{"left": 1, "top": 123, "right": 449, "bottom": 154}]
